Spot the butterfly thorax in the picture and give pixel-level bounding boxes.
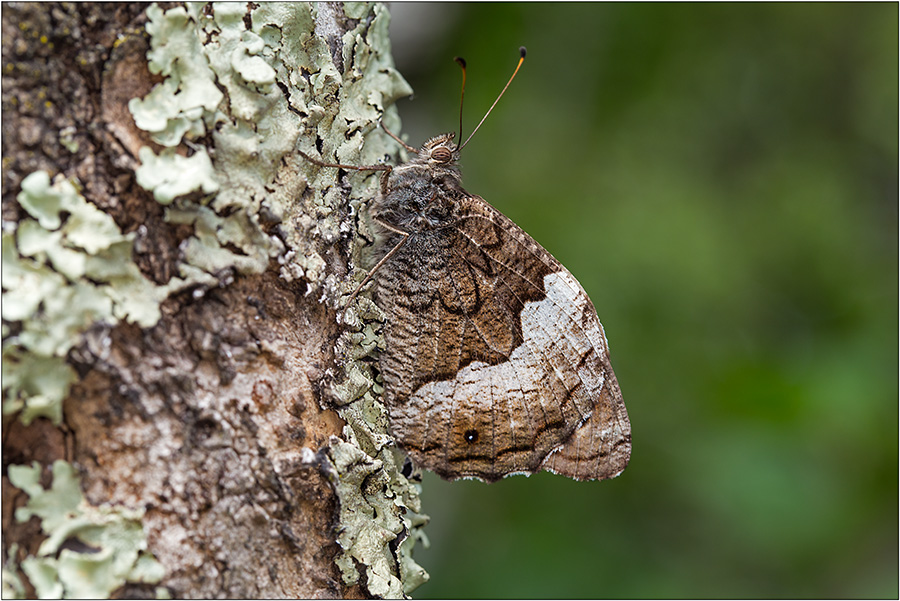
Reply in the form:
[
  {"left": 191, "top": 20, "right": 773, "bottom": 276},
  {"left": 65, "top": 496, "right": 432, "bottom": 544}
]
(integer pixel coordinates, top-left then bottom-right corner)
[{"left": 373, "top": 133, "right": 466, "bottom": 233}]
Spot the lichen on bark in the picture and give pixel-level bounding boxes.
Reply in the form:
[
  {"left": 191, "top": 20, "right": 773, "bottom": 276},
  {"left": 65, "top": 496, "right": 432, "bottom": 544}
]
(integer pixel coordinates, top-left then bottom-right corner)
[
  {"left": 3, "top": 1, "right": 426, "bottom": 598},
  {"left": 6, "top": 460, "right": 165, "bottom": 599}
]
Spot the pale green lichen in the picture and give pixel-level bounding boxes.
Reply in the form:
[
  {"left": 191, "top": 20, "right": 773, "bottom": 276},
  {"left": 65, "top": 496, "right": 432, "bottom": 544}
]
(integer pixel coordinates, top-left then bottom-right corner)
[
  {"left": 328, "top": 297, "right": 430, "bottom": 596},
  {"left": 1, "top": 172, "right": 178, "bottom": 425},
  {"left": 1, "top": 347, "right": 75, "bottom": 427},
  {"left": 326, "top": 423, "right": 430, "bottom": 598},
  {"left": 128, "top": 2, "right": 289, "bottom": 280},
  {"left": 7, "top": 460, "right": 165, "bottom": 599},
  {"left": 253, "top": 0, "right": 412, "bottom": 290},
  {"left": 292, "top": 2, "right": 427, "bottom": 594},
  {"left": 134, "top": 147, "right": 219, "bottom": 205},
  {"left": 59, "top": 126, "right": 79, "bottom": 153},
  {"left": 2, "top": 544, "right": 26, "bottom": 598},
  {"left": 128, "top": 3, "right": 223, "bottom": 147},
  {"left": 165, "top": 204, "right": 278, "bottom": 277}
]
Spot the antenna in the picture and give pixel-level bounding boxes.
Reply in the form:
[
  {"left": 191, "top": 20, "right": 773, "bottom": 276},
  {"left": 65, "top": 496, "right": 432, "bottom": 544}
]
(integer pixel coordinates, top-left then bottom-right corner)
[
  {"left": 454, "top": 56, "right": 467, "bottom": 149},
  {"left": 458, "top": 46, "right": 526, "bottom": 152}
]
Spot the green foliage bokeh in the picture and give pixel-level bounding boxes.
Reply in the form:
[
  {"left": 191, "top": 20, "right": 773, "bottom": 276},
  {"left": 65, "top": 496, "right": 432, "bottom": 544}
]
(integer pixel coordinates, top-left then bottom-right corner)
[{"left": 387, "top": 3, "right": 898, "bottom": 598}]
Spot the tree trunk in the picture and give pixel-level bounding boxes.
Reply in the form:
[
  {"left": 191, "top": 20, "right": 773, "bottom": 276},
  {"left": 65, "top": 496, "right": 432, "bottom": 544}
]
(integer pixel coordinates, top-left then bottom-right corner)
[{"left": 1, "top": 2, "right": 426, "bottom": 598}]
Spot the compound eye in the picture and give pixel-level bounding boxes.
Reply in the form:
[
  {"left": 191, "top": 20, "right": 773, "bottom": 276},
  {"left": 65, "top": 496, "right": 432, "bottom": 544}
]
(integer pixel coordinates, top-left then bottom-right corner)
[{"left": 431, "top": 147, "right": 452, "bottom": 163}]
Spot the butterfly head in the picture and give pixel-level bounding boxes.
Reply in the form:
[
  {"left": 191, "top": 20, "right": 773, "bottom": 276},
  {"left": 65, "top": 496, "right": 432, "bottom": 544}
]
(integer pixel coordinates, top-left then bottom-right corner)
[{"left": 417, "top": 133, "right": 460, "bottom": 168}]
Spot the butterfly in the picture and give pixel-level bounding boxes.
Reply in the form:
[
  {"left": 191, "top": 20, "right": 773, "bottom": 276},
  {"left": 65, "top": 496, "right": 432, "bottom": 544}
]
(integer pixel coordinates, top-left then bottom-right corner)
[{"left": 303, "top": 48, "right": 630, "bottom": 482}]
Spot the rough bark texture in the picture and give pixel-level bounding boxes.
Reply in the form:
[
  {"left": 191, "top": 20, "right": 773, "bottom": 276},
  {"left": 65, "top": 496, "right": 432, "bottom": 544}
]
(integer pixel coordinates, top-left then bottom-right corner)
[{"left": 2, "top": 3, "right": 423, "bottom": 598}]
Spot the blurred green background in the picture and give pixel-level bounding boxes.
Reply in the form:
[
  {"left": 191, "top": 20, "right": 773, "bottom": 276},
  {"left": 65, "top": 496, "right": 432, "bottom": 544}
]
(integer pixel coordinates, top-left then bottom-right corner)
[{"left": 386, "top": 3, "right": 897, "bottom": 599}]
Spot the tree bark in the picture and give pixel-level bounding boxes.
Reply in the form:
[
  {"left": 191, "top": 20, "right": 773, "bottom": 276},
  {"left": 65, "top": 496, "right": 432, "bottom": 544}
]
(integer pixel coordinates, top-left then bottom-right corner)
[{"left": 2, "top": 2, "right": 425, "bottom": 598}]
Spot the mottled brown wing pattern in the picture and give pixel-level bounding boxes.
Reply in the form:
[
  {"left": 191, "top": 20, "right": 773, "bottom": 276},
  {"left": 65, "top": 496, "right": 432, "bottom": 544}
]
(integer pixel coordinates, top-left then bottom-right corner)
[{"left": 376, "top": 192, "right": 631, "bottom": 482}]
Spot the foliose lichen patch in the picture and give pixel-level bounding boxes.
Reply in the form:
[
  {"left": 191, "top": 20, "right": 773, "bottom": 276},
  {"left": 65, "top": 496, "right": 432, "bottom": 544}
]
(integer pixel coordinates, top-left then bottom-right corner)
[
  {"left": 1, "top": 167, "right": 188, "bottom": 597},
  {"left": 6, "top": 460, "right": 165, "bottom": 599},
  {"left": 2, "top": 171, "right": 179, "bottom": 425}
]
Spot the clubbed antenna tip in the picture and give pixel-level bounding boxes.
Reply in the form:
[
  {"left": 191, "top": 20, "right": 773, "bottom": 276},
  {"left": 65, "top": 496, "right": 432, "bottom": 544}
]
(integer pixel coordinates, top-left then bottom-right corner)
[{"left": 458, "top": 46, "right": 528, "bottom": 152}]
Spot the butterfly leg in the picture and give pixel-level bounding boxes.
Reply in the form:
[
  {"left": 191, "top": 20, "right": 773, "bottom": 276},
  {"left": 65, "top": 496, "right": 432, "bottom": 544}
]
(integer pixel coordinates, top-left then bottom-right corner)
[
  {"left": 344, "top": 218, "right": 410, "bottom": 307},
  {"left": 298, "top": 148, "right": 406, "bottom": 308},
  {"left": 297, "top": 148, "right": 392, "bottom": 173},
  {"left": 381, "top": 122, "right": 417, "bottom": 153},
  {"left": 298, "top": 149, "right": 396, "bottom": 197}
]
